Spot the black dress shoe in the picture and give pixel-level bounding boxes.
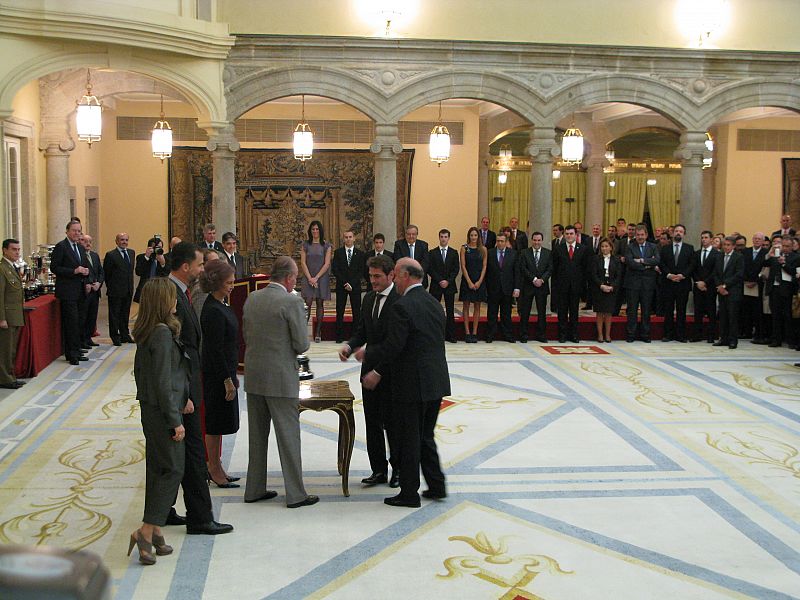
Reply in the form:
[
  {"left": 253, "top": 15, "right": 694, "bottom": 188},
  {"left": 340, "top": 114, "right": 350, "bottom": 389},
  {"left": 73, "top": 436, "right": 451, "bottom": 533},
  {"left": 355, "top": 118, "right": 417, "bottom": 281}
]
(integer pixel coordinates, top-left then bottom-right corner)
[
  {"left": 384, "top": 494, "right": 421, "bottom": 508},
  {"left": 14, "top": 380, "right": 26, "bottom": 386},
  {"left": 244, "top": 490, "right": 278, "bottom": 503},
  {"left": 570, "top": 338, "right": 580, "bottom": 343},
  {"left": 677, "top": 338, "right": 688, "bottom": 343},
  {"left": 287, "top": 495, "right": 319, "bottom": 508},
  {"left": 484, "top": 337, "right": 493, "bottom": 343},
  {"left": 165, "top": 509, "right": 186, "bottom": 526},
  {"left": 641, "top": 338, "right": 651, "bottom": 343},
  {"left": 504, "top": 337, "right": 516, "bottom": 344},
  {"left": 361, "top": 472, "right": 388, "bottom": 486},
  {"left": 768, "top": 341, "right": 781, "bottom": 348},
  {"left": 68, "top": 359, "right": 80, "bottom": 365},
  {"left": 78, "top": 356, "right": 89, "bottom": 361},
  {"left": 446, "top": 337, "right": 457, "bottom": 343},
  {"left": 729, "top": 342, "right": 738, "bottom": 349},
  {"left": 518, "top": 337, "right": 528, "bottom": 343},
  {"left": 112, "top": 340, "right": 122, "bottom": 347},
  {"left": 626, "top": 338, "right": 634, "bottom": 343},
  {"left": 389, "top": 471, "right": 400, "bottom": 488},
  {"left": 558, "top": 337, "right": 567, "bottom": 343},
  {"left": 0, "top": 382, "right": 22, "bottom": 389},
  {"left": 81, "top": 345, "right": 91, "bottom": 350},
  {"left": 662, "top": 337, "right": 672, "bottom": 342},
  {"left": 121, "top": 337, "right": 134, "bottom": 344},
  {"left": 421, "top": 489, "right": 447, "bottom": 500},
  {"left": 186, "top": 520, "right": 233, "bottom": 535},
  {"left": 536, "top": 336, "right": 548, "bottom": 343},
  {"left": 88, "top": 341, "right": 100, "bottom": 347}
]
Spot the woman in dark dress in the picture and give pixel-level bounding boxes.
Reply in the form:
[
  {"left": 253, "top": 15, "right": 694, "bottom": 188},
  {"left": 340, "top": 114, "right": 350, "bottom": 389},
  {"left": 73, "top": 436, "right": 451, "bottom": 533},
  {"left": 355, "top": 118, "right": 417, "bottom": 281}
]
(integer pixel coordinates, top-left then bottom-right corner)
[
  {"left": 590, "top": 238, "right": 622, "bottom": 342},
  {"left": 459, "top": 226, "right": 488, "bottom": 343},
  {"left": 134, "top": 237, "right": 169, "bottom": 303},
  {"left": 199, "top": 259, "right": 240, "bottom": 488}
]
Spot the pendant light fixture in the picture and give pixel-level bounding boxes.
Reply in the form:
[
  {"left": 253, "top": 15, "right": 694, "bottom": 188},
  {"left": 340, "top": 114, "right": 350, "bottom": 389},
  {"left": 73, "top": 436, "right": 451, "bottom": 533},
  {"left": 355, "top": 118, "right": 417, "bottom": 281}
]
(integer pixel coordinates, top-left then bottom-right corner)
[
  {"left": 499, "top": 144, "right": 512, "bottom": 161},
  {"left": 498, "top": 171, "right": 508, "bottom": 184},
  {"left": 151, "top": 94, "right": 173, "bottom": 162},
  {"left": 561, "top": 119, "right": 584, "bottom": 165},
  {"left": 75, "top": 69, "right": 102, "bottom": 147},
  {"left": 703, "top": 132, "right": 714, "bottom": 169},
  {"left": 293, "top": 95, "right": 313, "bottom": 161},
  {"left": 429, "top": 101, "right": 450, "bottom": 166}
]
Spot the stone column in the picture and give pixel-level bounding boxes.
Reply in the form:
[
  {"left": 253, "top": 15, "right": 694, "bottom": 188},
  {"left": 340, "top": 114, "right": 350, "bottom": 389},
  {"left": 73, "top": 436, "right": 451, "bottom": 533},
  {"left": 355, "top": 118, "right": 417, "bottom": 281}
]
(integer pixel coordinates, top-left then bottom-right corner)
[
  {"left": 585, "top": 157, "right": 605, "bottom": 231},
  {"left": 702, "top": 163, "right": 716, "bottom": 232},
  {"left": 526, "top": 127, "right": 560, "bottom": 241},
  {"left": 204, "top": 123, "right": 240, "bottom": 237},
  {"left": 676, "top": 132, "right": 709, "bottom": 246},
  {"left": 43, "top": 143, "right": 73, "bottom": 243},
  {"left": 477, "top": 117, "right": 492, "bottom": 222},
  {"left": 370, "top": 123, "right": 402, "bottom": 241}
]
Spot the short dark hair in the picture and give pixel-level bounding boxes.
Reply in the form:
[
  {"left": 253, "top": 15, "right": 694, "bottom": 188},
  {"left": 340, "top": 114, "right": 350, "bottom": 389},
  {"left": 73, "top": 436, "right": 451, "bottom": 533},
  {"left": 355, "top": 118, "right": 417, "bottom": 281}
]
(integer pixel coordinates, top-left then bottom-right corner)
[
  {"left": 2, "top": 238, "right": 19, "bottom": 249},
  {"left": 66, "top": 219, "right": 81, "bottom": 230},
  {"left": 367, "top": 254, "right": 394, "bottom": 275},
  {"left": 553, "top": 224, "right": 564, "bottom": 233},
  {"left": 169, "top": 242, "right": 200, "bottom": 272},
  {"left": 147, "top": 237, "right": 163, "bottom": 249},
  {"left": 564, "top": 225, "right": 576, "bottom": 233},
  {"left": 373, "top": 233, "right": 385, "bottom": 242},
  {"left": 724, "top": 235, "right": 738, "bottom": 246},
  {"left": 673, "top": 223, "right": 686, "bottom": 232},
  {"left": 735, "top": 235, "right": 746, "bottom": 243},
  {"left": 200, "top": 258, "right": 235, "bottom": 293},
  {"left": 531, "top": 231, "right": 543, "bottom": 239},
  {"left": 701, "top": 230, "right": 713, "bottom": 237},
  {"left": 617, "top": 217, "right": 626, "bottom": 223},
  {"left": 222, "top": 231, "right": 237, "bottom": 243},
  {"left": 438, "top": 228, "right": 450, "bottom": 237},
  {"left": 635, "top": 224, "right": 648, "bottom": 234}
]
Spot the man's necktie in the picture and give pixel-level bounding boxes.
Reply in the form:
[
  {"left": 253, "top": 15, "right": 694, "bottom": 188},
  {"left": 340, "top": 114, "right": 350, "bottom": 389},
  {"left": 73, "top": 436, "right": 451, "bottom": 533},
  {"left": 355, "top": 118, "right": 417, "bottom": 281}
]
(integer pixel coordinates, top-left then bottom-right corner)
[
  {"left": 593, "top": 238, "right": 598, "bottom": 252},
  {"left": 482, "top": 230, "right": 487, "bottom": 244},
  {"left": 372, "top": 293, "right": 382, "bottom": 321},
  {"left": 674, "top": 244, "right": 680, "bottom": 257},
  {"left": 185, "top": 288, "right": 192, "bottom": 306},
  {"left": 346, "top": 247, "right": 352, "bottom": 266},
  {"left": 149, "top": 256, "right": 158, "bottom": 277},
  {"left": 86, "top": 252, "right": 93, "bottom": 270},
  {"left": 441, "top": 248, "right": 446, "bottom": 262},
  {"left": 72, "top": 243, "right": 81, "bottom": 263},
  {"left": 409, "top": 244, "right": 414, "bottom": 260},
  {"left": 724, "top": 254, "right": 730, "bottom": 270},
  {"left": 568, "top": 245, "right": 574, "bottom": 260},
  {"left": 534, "top": 250, "right": 539, "bottom": 266},
  {"left": 499, "top": 250, "right": 504, "bottom": 268},
  {"left": 122, "top": 250, "right": 130, "bottom": 266},
  {"left": 702, "top": 248, "right": 708, "bottom": 265},
  {"left": 640, "top": 245, "right": 645, "bottom": 258},
  {"left": 228, "top": 254, "right": 236, "bottom": 268}
]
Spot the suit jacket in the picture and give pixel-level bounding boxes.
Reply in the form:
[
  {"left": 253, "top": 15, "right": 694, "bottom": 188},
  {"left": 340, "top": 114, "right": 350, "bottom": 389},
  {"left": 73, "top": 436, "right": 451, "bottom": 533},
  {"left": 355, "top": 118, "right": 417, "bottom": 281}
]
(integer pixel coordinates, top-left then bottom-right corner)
[
  {"left": 346, "top": 285, "right": 399, "bottom": 376},
  {"left": 764, "top": 252, "right": 798, "bottom": 296},
  {"left": 243, "top": 282, "right": 309, "bottom": 398},
  {"left": 615, "top": 236, "right": 635, "bottom": 260},
  {"left": 551, "top": 242, "right": 591, "bottom": 292},
  {"left": 479, "top": 229, "right": 496, "bottom": 249},
  {"left": 103, "top": 247, "right": 135, "bottom": 298},
  {"left": 222, "top": 252, "right": 247, "bottom": 279},
  {"left": 0, "top": 259, "right": 24, "bottom": 327},
  {"left": 742, "top": 246, "right": 768, "bottom": 283},
  {"left": 393, "top": 239, "right": 430, "bottom": 285},
  {"left": 660, "top": 242, "right": 695, "bottom": 291},
  {"left": 551, "top": 236, "right": 565, "bottom": 250},
  {"left": 200, "top": 294, "right": 239, "bottom": 386},
  {"left": 624, "top": 241, "right": 661, "bottom": 290},
  {"left": 332, "top": 246, "right": 366, "bottom": 290},
  {"left": 713, "top": 250, "right": 745, "bottom": 301},
  {"left": 84, "top": 250, "right": 104, "bottom": 298},
  {"left": 51, "top": 238, "right": 88, "bottom": 301},
  {"left": 134, "top": 253, "right": 170, "bottom": 302},
  {"left": 427, "top": 246, "right": 460, "bottom": 295},
  {"left": 772, "top": 228, "right": 796, "bottom": 238},
  {"left": 199, "top": 240, "right": 224, "bottom": 252},
  {"left": 365, "top": 285, "right": 450, "bottom": 404},
  {"left": 133, "top": 323, "right": 190, "bottom": 429},
  {"left": 485, "top": 246, "right": 518, "bottom": 296},
  {"left": 517, "top": 247, "right": 552, "bottom": 295},
  {"left": 691, "top": 246, "right": 720, "bottom": 287},
  {"left": 363, "top": 249, "right": 394, "bottom": 279},
  {"left": 510, "top": 230, "right": 528, "bottom": 252},
  {"left": 587, "top": 236, "right": 603, "bottom": 255},
  {"left": 590, "top": 254, "right": 623, "bottom": 290},
  {"left": 171, "top": 278, "right": 203, "bottom": 405}
]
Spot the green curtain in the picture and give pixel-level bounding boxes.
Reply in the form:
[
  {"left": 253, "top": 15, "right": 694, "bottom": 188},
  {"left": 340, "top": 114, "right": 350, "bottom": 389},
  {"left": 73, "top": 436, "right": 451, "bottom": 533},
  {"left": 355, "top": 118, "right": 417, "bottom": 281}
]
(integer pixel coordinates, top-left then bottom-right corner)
[
  {"left": 646, "top": 173, "right": 681, "bottom": 230},
  {"left": 489, "top": 170, "right": 530, "bottom": 230},
  {"left": 552, "top": 171, "right": 586, "bottom": 228},
  {"left": 603, "top": 173, "right": 646, "bottom": 229}
]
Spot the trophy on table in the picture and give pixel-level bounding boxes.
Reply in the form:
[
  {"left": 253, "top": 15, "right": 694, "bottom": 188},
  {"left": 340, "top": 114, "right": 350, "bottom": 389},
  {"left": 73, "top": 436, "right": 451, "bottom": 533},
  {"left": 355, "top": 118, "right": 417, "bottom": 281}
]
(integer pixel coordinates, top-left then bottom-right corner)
[{"left": 291, "top": 289, "right": 314, "bottom": 380}]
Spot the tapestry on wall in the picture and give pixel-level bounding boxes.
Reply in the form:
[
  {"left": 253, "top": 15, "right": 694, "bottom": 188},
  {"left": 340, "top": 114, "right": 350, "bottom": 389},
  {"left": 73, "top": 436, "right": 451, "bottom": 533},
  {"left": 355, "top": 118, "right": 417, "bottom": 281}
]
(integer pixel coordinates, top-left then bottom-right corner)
[
  {"left": 168, "top": 148, "right": 414, "bottom": 273},
  {"left": 783, "top": 158, "right": 800, "bottom": 219}
]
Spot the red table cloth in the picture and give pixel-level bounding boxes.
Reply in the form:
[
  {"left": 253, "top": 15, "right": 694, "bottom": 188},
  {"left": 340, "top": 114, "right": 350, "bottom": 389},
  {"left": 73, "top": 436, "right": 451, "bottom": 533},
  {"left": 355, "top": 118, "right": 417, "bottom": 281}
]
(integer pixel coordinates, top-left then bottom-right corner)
[{"left": 15, "top": 294, "right": 62, "bottom": 378}]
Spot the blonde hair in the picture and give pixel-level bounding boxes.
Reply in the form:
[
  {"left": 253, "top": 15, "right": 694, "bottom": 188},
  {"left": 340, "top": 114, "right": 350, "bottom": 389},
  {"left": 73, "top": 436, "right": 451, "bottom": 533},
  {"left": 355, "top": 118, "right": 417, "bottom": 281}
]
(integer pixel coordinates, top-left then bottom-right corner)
[{"left": 132, "top": 278, "right": 181, "bottom": 344}]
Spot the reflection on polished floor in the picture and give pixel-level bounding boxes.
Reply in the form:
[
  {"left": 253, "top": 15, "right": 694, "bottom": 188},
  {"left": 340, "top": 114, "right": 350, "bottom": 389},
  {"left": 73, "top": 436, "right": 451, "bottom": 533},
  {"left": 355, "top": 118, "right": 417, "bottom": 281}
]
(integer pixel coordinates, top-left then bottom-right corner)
[{"left": 0, "top": 337, "right": 799, "bottom": 599}]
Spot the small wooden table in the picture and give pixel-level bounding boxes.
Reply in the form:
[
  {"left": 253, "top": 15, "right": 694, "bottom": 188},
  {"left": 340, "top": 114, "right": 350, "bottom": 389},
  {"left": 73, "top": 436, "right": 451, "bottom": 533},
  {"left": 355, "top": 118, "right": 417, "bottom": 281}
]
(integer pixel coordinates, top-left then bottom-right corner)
[{"left": 298, "top": 380, "right": 355, "bottom": 497}]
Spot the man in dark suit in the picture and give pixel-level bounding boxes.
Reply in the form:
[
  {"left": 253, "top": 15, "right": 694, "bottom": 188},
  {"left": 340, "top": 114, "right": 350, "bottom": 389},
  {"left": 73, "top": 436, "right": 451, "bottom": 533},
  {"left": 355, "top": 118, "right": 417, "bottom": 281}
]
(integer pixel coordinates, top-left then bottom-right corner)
[
  {"left": 363, "top": 258, "right": 449, "bottom": 508},
  {"left": 624, "top": 224, "right": 660, "bottom": 343},
  {"left": 713, "top": 236, "right": 745, "bottom": 349},
  {"left": 364, "top": 233, "right": 394, "bottom": 281},
  {"left": 393, "top": 224, "right": 430, "bottom": 289},
  {"left": 51, "top": 220, "right": 90, "bottom": 365},
  {"left": 771, "top": 214, "right": 796, "bottom": 238},
  {"left": 517, "top": 232, "right": 551, "bottom": 343},
  {"left": 660, "top": 224, "right": 694, "bottom": 342},
  {"left": 550, "top": 223, "right": 565, "bottom": 314},
  {"left": 479, "top": 216, "right": 496, "bottom": 249},
  {"left": 552, "top": 225, "right": 590, "bottom": 343},
  {"left": 332, "top": 230, "right": 366, "bottom": 343},
  {"left": 690, "top": 231, "right": 721, "bottom": 343},
  {"left": 79, "top": 234, "right": 103, "bottom": 348},
  {"left": 428, "top": 229, "right": 460, "bottom": 343},
  {"left": 102, "top": 232, "right": 135, "bottom": 346},
  {"left": 199, "top": 223, "right": 224, "bottom": 252},
  {"left": 509, "top": 217, "right": 528, "bottom": 252},
  {"left": 167, "top": 242, "right": 233, "bottom": 534},
  {"left": 221, "top": 231, "right": 247, "bottom": 279},
  {"left": 340, "top": 254, "right": 400, "bottom": 488},
  {"left": 741, "top": 232, "right": 768, "bottom": 342},
  {"left": 485, "top": 232, "right": 519, "bottom": 343},
  {"left": 766, "top": 236, "right": 797, "bottom": 348},
  {"left": 0, "top": 239, "right": 25, "bottom": 388},
  {"left": 582, "top": 223, "right": 603, "bottom": 310}
]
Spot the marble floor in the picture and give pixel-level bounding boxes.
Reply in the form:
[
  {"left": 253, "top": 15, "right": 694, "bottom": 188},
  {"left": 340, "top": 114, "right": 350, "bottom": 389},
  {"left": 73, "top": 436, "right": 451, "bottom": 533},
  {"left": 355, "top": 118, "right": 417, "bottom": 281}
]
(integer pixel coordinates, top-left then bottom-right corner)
[{"left": 0, "top": 336, "right": 799, "bottom": 599}]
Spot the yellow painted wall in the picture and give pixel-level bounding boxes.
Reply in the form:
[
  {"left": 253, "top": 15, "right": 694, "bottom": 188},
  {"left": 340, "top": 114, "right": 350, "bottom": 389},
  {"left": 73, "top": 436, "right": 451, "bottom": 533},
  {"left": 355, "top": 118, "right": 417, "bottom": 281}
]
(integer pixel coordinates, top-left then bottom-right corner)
[{"left": 714, "top": 116, "right": 800, "bottom": 236}]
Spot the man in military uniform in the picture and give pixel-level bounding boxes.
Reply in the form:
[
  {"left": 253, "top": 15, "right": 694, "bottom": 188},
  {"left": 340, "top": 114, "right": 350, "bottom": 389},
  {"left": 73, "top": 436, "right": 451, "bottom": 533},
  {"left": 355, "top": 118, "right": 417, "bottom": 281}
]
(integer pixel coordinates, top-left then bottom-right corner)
[{"left": 0, "top": 239, "right": 25, "bottom": 389}]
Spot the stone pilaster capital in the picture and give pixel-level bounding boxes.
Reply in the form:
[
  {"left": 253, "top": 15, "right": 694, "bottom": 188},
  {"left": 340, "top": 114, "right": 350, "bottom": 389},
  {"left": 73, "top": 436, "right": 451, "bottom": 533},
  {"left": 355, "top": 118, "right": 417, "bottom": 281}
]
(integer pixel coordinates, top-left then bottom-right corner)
[
  {"left": 675, "top": 131, "right": 710, "bottom": 166},
  {"left": 41, "top": 140, "right": 75, "bottom": 155},
  {"left": 200, "top": 121, "right": 240, "bottom": 153},
  {"left": 370, "top": 123, "right": 402, "bottom": 156},
  {"left": 525, "top": 127, "right": 560, "bottom": 164}
]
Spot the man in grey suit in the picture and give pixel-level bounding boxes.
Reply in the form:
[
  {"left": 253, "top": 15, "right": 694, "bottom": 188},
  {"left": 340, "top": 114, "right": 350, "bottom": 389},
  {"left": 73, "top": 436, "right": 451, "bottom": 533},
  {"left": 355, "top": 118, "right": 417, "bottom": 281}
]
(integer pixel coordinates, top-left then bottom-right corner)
[{"left": 243, "top": 256, "right": 318, "bottom": 508}]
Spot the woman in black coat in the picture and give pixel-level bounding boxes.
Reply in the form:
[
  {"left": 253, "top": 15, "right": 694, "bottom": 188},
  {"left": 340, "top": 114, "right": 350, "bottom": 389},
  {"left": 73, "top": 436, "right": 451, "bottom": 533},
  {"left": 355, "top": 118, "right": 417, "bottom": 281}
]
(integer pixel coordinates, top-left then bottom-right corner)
[
  {"left": 134, "top": 237, "right": 169, "bottom": 303},
  {"left": 199, "top": 259, "right": 240, "bottom": 488},
  {"left": 590, "top": 238, "right": 622, "bottom": 342}
]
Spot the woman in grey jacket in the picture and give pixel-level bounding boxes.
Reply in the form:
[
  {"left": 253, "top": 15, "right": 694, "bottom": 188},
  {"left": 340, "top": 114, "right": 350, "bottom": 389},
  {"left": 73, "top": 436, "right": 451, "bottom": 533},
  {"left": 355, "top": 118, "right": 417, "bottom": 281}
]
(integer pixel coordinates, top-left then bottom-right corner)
[{"left": 129, "top": 277, "right": 190, "bottom": 565}]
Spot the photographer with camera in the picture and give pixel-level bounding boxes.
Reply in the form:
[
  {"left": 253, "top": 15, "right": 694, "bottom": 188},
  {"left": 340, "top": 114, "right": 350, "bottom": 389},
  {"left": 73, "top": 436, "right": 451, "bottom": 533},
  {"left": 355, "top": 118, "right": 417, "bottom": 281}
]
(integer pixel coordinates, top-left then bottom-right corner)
[{"left": 134, "top": 236, "right": 169, "bottom": 304}]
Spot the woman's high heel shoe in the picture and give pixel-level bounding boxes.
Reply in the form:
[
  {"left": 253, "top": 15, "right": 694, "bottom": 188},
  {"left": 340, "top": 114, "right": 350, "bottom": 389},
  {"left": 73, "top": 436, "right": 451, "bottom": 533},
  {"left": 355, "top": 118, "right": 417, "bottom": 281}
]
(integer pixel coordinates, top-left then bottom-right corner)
[
  {"left": 152, "top": 533, "right": 173, "bottom": 556},
  {"left": 208, "top": 475, "right": 240, "bottom": 489},
  {"left": 226, "top": 475, "right": 241, "bottom": 483},
  {"left": 127, "top": 530, "right": 156, "bottom": 565}
]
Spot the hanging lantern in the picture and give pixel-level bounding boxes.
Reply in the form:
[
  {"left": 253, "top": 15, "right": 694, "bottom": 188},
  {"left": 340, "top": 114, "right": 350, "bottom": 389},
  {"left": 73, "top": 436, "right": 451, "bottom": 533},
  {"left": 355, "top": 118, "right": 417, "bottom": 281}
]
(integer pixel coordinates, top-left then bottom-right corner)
[
  {"left": 429, "top": 101, "right": 450, "bottom": 166},
  {"left": 703, "top": 132, "right": 714, "bottom": 168},
  {"left": 499, "top": 144, "right": 512, "bottom": 160},
  {"left": 561, "top": 125, "right": 584, "bottom": 165},
  {"left": 552, "top": 169, "right": 561, "bottom": 180},
  {"left": 498, "top": 171, "right": 508, "bottom": 184},
  {"left": 604, "top": 145, "right": 615, "bottom": 163},
  {"left": 293, "top": 95, "right": 313, "bottom": 161},
  {"left": 75, "top": 69, "right": 102, "bottom": 147},
  {"left": 151, "top": 95, "right": 173, "bottom": 162}
]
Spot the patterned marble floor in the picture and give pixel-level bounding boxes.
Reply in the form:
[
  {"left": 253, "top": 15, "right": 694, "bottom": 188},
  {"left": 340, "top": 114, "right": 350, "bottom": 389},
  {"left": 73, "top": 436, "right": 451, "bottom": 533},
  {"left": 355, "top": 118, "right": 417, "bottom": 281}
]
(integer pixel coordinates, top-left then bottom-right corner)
[{"left": 0, "top": 339, "right": 799, "bottom": 599}]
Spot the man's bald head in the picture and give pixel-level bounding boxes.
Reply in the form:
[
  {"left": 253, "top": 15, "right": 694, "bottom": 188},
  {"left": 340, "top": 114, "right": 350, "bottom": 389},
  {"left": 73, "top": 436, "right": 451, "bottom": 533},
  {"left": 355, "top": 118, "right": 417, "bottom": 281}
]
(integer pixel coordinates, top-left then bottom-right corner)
[{"left": 393, "top": 257, "right": 424, "bottom": 294}]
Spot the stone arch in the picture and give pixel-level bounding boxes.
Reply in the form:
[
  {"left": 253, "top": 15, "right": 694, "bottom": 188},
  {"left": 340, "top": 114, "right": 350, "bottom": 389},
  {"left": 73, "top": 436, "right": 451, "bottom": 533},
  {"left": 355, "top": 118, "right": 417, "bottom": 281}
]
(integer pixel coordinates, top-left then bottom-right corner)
[
  {"left": 695, "top": 80, "right": 800, "bottom": 128},
  {"left": 385, "top": 71, "right": 543, "bottom": 125},
  {"left": 0, "top": 50, "right": 223, "bottom": 122},
  {"left": 490, "top": 125, "right": 531, "bottom": 146},
  {"left": 541, "top": 75, "right": 697, "bottom": 130},
  {"left": 225, "top": 66, "right": 388, "bottom": 122}
]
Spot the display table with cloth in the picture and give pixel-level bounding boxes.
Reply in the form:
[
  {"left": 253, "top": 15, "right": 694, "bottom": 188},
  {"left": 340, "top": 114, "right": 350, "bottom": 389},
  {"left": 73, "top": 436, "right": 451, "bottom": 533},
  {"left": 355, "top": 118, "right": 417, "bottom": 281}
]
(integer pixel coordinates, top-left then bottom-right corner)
[
  {"left": 15, "top": 295, "right": 62, "bottom": 377},
  {"left": 298, "top": 380, "right": 355, "bottom": 497}
]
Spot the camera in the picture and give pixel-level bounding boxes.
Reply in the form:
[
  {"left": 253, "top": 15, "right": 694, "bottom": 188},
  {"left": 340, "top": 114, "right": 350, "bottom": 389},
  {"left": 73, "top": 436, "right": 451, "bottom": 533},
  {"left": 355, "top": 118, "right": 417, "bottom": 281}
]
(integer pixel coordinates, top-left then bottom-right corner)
[{"left": 155, "top": 247, "right": 164, "bottom": 256}]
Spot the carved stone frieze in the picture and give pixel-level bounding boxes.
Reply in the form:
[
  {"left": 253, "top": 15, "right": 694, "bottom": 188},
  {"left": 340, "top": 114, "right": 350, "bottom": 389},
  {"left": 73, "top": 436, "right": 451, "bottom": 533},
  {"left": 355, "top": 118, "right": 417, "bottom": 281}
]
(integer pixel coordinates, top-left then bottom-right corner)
[{"left": 505, "top": 71, "right": 586, "bottom": 97}]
